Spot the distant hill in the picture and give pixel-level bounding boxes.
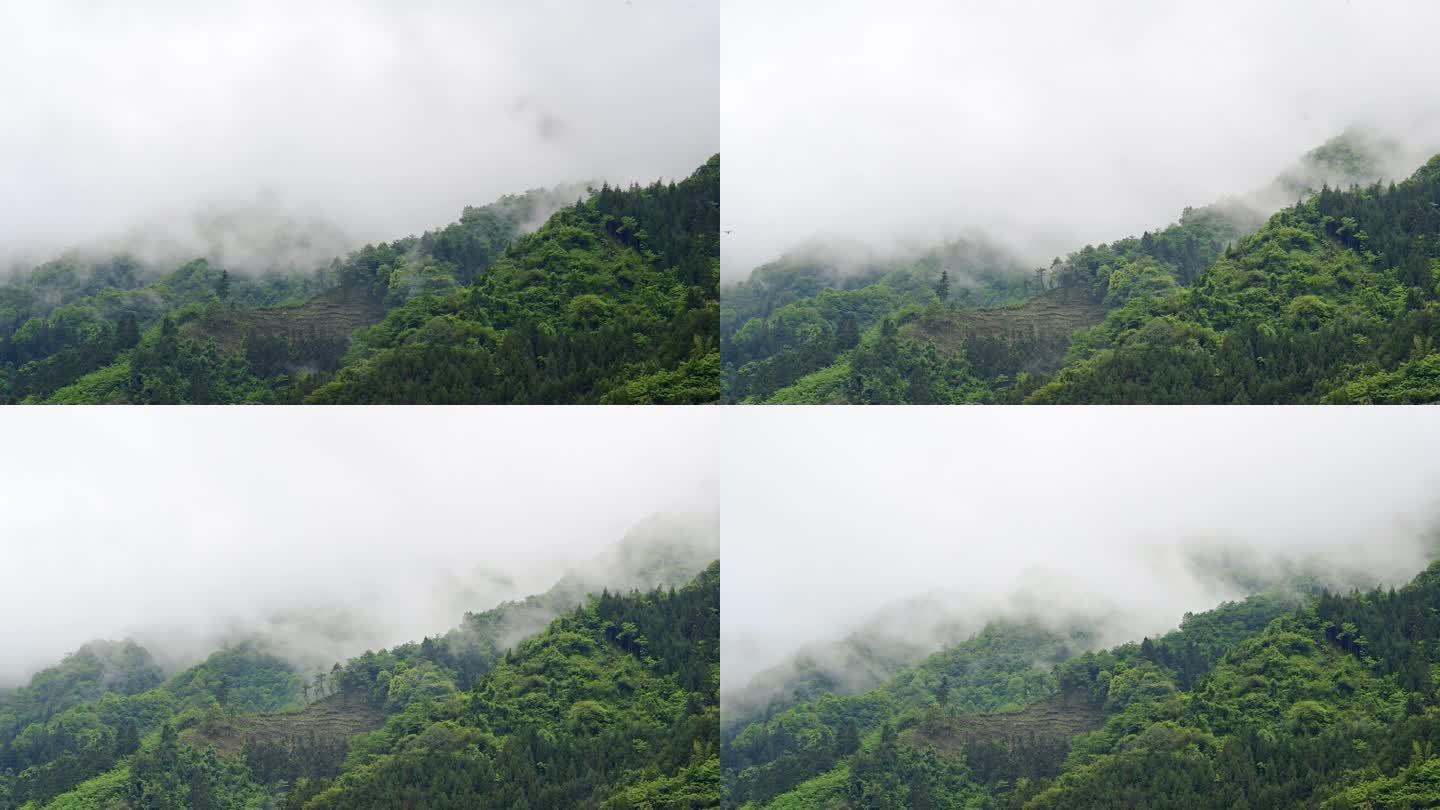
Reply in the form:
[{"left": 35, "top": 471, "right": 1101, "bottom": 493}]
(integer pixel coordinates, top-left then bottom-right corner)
[
  {"left": 0, "top": 524, "right": 718, "bottom": 809},
  {"left": 719, "top": 561, "right": 1440, "bottom": 807},
  {"left": 723, "top": 131, "right": 1440, "bottom": 404},
  {"left": 2, "top": 155, "right": 720, "bottom": 404}
]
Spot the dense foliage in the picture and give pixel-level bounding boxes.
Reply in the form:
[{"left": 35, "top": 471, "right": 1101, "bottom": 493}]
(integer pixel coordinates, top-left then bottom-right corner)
[
  {"left": 1, "top": 561, "right": 719, "bottom": 809},
  {"left": 0, "top": 255, "right": 322, "bottom": 403},
  {"left": 724, "top": 133, "right": 1440, "bottom": 404},
  {"left": 723, "top": 623, "right": 1091, "bottom": 808},
  {"left": 302, "top": 563, "right": 720, "bottom": 809},
  {"left": 307, "top": 155, "right": 720, "bottom": 404},
  {"left": 0, "top": 644, "right": 300, "bottom": 809},
  {"left": 2, "top": 157, "right": 720, "bottom": 404},
  {"left": 720, "top": 575, "right": 1436, "bottom": 808},
  {"left": 0, "top": 642, "right": 164, "bottom": 766},
  {"left": 1031, "top": 157, "right": 1440, "bottom": 403},
  {"left": 720, "top": 240, "right": 1030, "bottom": 403}
]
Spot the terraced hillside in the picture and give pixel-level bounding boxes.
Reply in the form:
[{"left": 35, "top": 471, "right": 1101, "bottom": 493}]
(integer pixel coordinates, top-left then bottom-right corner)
[
  {"left": 906, "top": 691, "right": 1105, "bottom": 759},
  {"left": 904, "top": 691, "right": 1107, "bottom": 790},
  {"left": 903, "top": 284, "right": 1110, "bottom": 377},
  {"left": 185, "top": 285, "right": 388, "bottom": 357},
  {"left": 182, "top": 692, "right": 385, "bottom": 759}
]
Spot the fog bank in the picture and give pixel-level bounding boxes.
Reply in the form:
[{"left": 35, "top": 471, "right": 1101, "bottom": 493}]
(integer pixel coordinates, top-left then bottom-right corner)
[
  {"left": 721, "top": 407, "right": 1440, "bottom": 702},
  {"left": 0, "top": 407, "right": 718, "bottom": 685},
  {"left": 722, "top": 0, "right": 1440, "bottom": 279},
  {"left": 0, "top": 0, "right": 717, "bottom": 272}
]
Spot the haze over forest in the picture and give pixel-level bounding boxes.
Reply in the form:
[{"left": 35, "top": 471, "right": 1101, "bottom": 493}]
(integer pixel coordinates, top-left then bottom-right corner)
[
  {"left": 0, "top": 408, "right": 718, "bottom": 686},
  {"left": 0, "top": 1, "right": 718, "bottom": 272},
  {"left": 721, "top": 0, "right": 1440, "bottom": 280},
  {"left": 721, "top": 408, "right": 1440, "bottom": 702}
]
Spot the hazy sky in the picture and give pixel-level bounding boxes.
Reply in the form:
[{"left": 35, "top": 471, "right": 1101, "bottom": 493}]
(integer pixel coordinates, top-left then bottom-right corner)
[
  {"left": 0, "top": 407, "right": 717, "bottom": 685},
  {"left": 0, "top": 0, "right": 717, "bottom": 266},
  {"left": 721, "top": 407, "right": 1440, "bottom": 692},
  {"left": 721, "top": 0, "right": 1440, "bottom": 279}
]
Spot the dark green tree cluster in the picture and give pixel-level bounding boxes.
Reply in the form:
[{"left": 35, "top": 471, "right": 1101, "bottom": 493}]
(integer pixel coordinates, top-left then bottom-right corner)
[
  {"left": 721, "top": 199, "right": 1252, "bottom": 404},
  {"left": 123, "top": 722, "right": 269, "bottom": 810},
  {"left": 297, "top": 563, "right": 721, "bottom": 809},
  {"left": 241, "top": 732, "right": 349, "bottom": 787},
  {"left": 0, "top": 257, "right": 315, "bottom": 403},
  {"left": 844, "top": 317, "right": 991, "bottom": 404},
  {"left": 1029, "top": 156, "right": 1440, "bottom": 403},
  {"left": 305, "top": 156, "right": 721, "bottom": 404},
  {"left": 0, "top": 644, "right": 301, "bottom": 809},
  {"left": 332, "top": 585, "right": 592, "bottom": 708},
  {"left": 846, "top": 724, "right": 987, "bottom": 809},
  {"left": 2, "top": 161, "right": 719, "bottom": 404},
  {"left": 2, "top": 559, "right": 719, "bottom": 810},
  {"left": 723, "top": 622, "right": 1085, "bottom": 807},
  {"left": 724, "top": 132, "right": 1440, "bottom": 405},
  {"left": 721, "top": 240, "right": 1030, "bottom": 402},
  {"left": 32, "top": 189, "right": 554, "bottom": 404},
  {"left": 0, "top": 641, "right": 162, "bottom": 739},
  {"left": 723, "top": 578, "right": 1356, "bottom": 808}
]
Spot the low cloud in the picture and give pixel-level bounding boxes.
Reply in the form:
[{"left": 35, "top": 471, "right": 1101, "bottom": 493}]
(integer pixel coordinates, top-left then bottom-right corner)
[
  {"left": 0, "top": 0, "right": 717, "bottom": 273},
  {"left": 721, "top": 408, "right": 1440, "bottom": 707},
  {"left": 0, "top": 407, "right": 718, "bottom": 685},
  {"left": 721, "top": 0, "right": 1440, "bottom": 280}
]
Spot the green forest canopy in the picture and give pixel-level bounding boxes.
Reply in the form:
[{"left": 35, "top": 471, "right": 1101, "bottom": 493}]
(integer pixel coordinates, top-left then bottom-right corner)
[
  {"left": 1, "top": 156, "right": 720, "bottom": 404},
  {"left": 722, "top": 133, "right": 1440, "bottom": 404},
  {"left": 723, "top": 560, "right": 1440, "bottom": 808},
  {"left": 0, "top": 562, "right": 719, "bottom": 810}
]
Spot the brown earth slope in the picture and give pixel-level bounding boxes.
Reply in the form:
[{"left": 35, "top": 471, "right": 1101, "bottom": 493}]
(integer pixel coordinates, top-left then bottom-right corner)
[
  {"left": 182, "top": 692, "right": 386, "bottom": 758},
  {"left": 902, "top": 285, "right": 1110, "bottom": 376},
  {"left": 905, "top": 691, "right": 1105, "bottom": 758},
  {"left": 183, "top": 285, "right": 387, "bottom": 355},
  {"left": 901, "top": 691, "right": 1106, "bottom": 787}
]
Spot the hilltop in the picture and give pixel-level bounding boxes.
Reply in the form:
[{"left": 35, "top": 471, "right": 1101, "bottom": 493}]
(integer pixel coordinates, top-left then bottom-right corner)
[
  {"left": 721, "top": 560, "right": 1440, "bottom": 808},
  {"left": 0, "top": 522, "right": 719, "bottom": 809},
  {"left": 723, "top": 131, "right": 1440, "bottom": 404},
  {"left": 2, "top": 156, "right": 720, "bottom": 404}
]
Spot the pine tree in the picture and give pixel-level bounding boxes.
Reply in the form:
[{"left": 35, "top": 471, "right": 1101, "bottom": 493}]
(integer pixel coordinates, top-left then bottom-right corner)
[
  {"left": 835, "top": 314, "right": 861, "bottom": 351},
  {"left": 114, "top": 312, "right": 141, "bottom": 351},
  {"left": 836, "top": 719, "right": 861, "bottom": 757},
  {"left": 115, "top": 717, "right": 141, "bottom": 757}
]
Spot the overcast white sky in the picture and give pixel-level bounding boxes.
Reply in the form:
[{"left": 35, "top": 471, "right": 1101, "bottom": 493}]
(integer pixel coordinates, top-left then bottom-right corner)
[
  {"left": 721, "top": 0, "right": 1440, "bottom": 279},
  {"left": 0, "top": 0, "right": 717, "bottom": 266},
  {"left": 0, "top": 407, "right": 717, "bottom": 685},
  {"left": 721, "top": 407, "right": 1440, "bottom": 692}
]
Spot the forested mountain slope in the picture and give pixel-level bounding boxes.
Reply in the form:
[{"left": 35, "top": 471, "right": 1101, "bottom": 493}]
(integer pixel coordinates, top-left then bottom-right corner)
[
  {"left": 723, "top": 131, "right": 1438, "bottom": 404},
  {"left": 721, "top": 595, "right": 1030, "bottom": 745},
  {"left": 1031, "top": 154, "right": 1440, "bottom": 403},
  {"left": 1, "top": 155, "right": 719, "bottom": 404},
  {"left": 305, "top": 155, "right": 720, "bottom": 404},
  {"left": 0, "top": 547, "right": 718, "bottom": 808},
  {"left": 724, "top": 561, "right": 1440, "bottom": 808},
  {"left": 720, "top": 239, "right": 1032, "bottom": 403}
]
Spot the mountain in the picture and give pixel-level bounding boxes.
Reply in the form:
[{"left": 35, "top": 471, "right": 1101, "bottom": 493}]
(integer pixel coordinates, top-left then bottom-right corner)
[
  {"left": 720, "top": 560, "right": 1440, "bottom": 808},
  {"left": 720, "top": 238, "right": 1032, "bottom": 404},
  {"left": 1029, "top": 153, "right": 1440, "bottom": 404},
  {"left": 722, "top": 131, "right": 1440, "bottom": 404},
  {"left": 0, "top": 641, "right": 165, "bottom": 744},
  {"left": 1, "top": 155, "right": 720, "bottom": 404},
  {"left": 0, "top": 529, "right": 718, "bottom": 809}
]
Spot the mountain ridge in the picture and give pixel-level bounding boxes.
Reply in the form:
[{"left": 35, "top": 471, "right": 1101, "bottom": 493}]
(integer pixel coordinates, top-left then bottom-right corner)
[{"left": 722, "top": 130, "right": 1440, "bottom": 404}]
